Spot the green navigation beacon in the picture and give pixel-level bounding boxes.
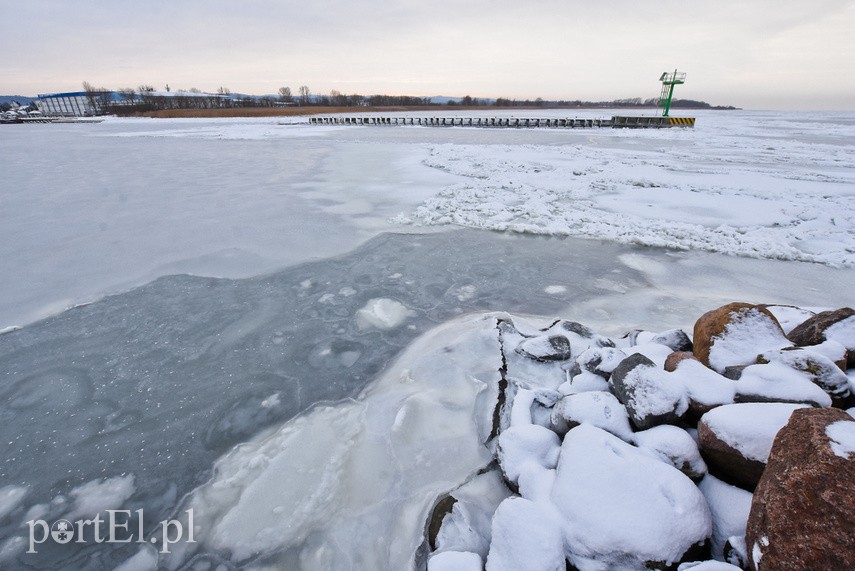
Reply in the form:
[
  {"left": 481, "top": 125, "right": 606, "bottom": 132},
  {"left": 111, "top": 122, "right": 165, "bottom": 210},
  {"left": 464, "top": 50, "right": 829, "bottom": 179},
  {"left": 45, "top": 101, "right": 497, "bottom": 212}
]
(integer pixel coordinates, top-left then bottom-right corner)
[{"left": 656, "top": 70, "right": 687, "bottom": 117}]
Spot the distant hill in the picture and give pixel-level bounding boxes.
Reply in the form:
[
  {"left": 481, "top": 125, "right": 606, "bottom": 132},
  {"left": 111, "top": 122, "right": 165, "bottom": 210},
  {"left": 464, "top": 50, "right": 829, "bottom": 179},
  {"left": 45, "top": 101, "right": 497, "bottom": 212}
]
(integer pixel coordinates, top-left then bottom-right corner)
[{"left": 0, "top": 95, "right": 36, "bottom": 105}]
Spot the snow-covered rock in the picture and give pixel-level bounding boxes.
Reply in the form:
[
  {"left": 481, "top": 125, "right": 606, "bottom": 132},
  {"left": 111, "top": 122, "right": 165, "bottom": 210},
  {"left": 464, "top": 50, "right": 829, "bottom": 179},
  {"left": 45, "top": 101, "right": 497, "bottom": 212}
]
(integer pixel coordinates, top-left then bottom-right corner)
[
  {"left": 627, "top": 341, "right": 675, "bottom": 368},
  {"left": 698, "top": 475, "right": 753, "bottom": 561},
  {"left": 546, "top": 320, "right": 615, "bottom": 352},
  {"left": 762, "top": 304, "right": 815, "bottom": 335},
  {"left": 610, "top": 353, "right": 688, "bottom": 430},
  {"left": 693, "top": 303, "right": 792, "bottom": 374},
  {"left": 429, "top": 550, "right": 483, "bottom": 571},
  {"left": 552, "top": 424, "right": 711, "bottom": 570},
  {"left": 515, "top": 334, "right": 573, "bottom": 362},
  {"left": 650, "top": 329, "right": 694, "bottom": 353},
  {"left": 677, "top": 561, "right": 743, "bottom": 570},
  {"left": 698, "top": 402, "right": 807, "bottom": 490},
  {"left": 734, "top": 362, "right": 832, "bottom": 408},
  {"left": 575, "top": 346, "right": 627, "bottom": 378},
  {"left": 550, "top": 391, "right": 634, "bottom": 441},
  {"left": 558, "top": 371, "right": 610, "bottom": 395},
  {"left": 746, "top": 408, "right": 855, "bottom": 570},
  {"left": 665, "top": 351, "right": 700, "bottom": 372},
  {"left": 496, "top": 424, "right": 560, "bottom": 486},
  {"left": 634, "top": 425, "right": 707, "bottom": 481},
  {"left": 486, "top": 497, "right": 564, "bottom": 571},
  {"left": 787, "top": 307, "right": 855, "bottom": 354},
  {"left": 669, "top": 358, "right": 736, "bottom": 417},
  {"left": 756, "top": 347, "right": 851, "bottom": 405}
]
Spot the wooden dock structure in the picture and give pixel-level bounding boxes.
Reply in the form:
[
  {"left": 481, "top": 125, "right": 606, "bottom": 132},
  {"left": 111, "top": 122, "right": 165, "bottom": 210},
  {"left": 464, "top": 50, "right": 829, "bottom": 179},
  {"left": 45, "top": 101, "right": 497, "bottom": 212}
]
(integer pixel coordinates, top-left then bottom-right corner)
[{"left": 308, "top": 115, "right": 695, "bottom": 129}]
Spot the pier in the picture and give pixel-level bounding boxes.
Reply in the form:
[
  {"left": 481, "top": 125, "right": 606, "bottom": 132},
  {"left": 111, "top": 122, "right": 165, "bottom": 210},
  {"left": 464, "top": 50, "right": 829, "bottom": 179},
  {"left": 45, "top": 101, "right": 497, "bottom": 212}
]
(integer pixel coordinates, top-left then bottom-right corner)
[{"left": 307, "top": 115, "right": 695, "bottom": 129}]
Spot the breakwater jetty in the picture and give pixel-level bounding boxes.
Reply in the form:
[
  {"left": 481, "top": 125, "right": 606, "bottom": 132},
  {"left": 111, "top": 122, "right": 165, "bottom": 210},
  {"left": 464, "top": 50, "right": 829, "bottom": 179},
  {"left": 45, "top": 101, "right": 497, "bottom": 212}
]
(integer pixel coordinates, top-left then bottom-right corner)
[{"left": 308, "top": 115, "right": 695, "bottom": 128}]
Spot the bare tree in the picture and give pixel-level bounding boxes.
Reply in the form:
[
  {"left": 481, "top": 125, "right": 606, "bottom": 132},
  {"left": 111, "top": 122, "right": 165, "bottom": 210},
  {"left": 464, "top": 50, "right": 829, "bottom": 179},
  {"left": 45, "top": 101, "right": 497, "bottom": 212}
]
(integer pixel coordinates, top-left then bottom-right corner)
[
  {"left": 82, "top": 81, "right": 98, "bottom": 112},
  {"left": 118, "top": 88, "right": 136, "bottom": 108},
  {"left": 217, "top": 86, "right": 231, "bottom": 95},
  {"left": 330, "top": 90, "right": 348, "bottom": 106},
  {"left": 298, "top": 85, "right": 310, "bottom": 105},
  {"left": 278, "top": 86, "right": 292, "bottom": 102}
]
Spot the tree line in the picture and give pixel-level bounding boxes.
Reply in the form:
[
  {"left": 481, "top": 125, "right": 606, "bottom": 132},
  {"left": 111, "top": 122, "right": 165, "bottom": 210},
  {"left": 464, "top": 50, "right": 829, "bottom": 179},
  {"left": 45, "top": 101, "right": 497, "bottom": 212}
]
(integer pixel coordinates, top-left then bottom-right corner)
[{"left": 80, "top": 81, "right": 733, "bottom": 115}]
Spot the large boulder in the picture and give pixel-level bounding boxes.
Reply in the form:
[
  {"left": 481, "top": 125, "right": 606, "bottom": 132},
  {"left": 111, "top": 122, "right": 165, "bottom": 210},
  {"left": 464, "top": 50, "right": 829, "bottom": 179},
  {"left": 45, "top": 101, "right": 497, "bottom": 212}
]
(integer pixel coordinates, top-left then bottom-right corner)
[
  {"left": 552, "top": 424, "right": 711, "bottom": 570},
  {"left": 746, "top": 408, "right": 855, "bottom": 571},
  {"left": 611, "top": 353, "right": 688, "bottom": 430},
  {"left": 786, "top": 307, "right": 854, "bottom": 347},
  {"left": 698, "top": 403, "right": 807, "bottom": 490},
  {"left": 693, "top": 303, "right": 791, "bottom": 373}
]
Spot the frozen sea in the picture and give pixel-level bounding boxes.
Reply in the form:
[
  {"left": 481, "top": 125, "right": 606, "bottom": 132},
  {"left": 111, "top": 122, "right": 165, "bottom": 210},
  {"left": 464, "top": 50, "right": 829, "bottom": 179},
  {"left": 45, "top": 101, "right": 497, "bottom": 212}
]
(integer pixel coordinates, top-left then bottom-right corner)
[{"left": 0, "top": 110, "right": 853, "bottom": 569}]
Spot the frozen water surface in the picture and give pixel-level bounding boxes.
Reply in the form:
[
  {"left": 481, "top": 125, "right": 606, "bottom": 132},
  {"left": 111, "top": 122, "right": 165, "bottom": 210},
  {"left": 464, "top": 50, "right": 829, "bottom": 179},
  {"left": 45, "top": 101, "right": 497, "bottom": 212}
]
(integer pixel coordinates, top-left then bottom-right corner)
[{"left": 1, "top": 111, "right": 854, "bottom": 569}]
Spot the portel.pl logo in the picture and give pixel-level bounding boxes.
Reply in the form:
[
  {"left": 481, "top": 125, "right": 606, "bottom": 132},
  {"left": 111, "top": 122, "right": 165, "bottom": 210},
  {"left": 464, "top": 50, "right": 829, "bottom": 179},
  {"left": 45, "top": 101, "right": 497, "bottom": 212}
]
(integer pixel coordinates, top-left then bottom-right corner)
[{"left": 27, "top": 509, "right": 195, "bottom": 554}]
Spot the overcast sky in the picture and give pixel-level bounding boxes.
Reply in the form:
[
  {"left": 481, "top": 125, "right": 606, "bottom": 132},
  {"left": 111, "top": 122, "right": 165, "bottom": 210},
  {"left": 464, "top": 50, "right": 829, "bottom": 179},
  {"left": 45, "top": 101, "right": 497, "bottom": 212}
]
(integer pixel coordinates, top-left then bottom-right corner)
[{"left": 2, "top": 0, "right": 853, "bottom": 109}]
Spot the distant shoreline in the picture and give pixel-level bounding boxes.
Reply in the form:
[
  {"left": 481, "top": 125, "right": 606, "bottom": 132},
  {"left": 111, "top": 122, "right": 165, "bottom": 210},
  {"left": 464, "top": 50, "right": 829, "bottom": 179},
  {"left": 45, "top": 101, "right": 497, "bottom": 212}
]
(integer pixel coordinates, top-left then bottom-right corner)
[{"left": 136, "top": 105, "right": 738, "bottom": 119}]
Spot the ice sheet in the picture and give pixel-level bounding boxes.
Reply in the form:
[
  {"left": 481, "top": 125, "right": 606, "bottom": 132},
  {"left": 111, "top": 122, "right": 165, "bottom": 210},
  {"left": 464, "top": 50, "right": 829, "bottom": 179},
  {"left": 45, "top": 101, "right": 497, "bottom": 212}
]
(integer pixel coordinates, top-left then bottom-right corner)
[{"left": 2, "top": 110, "right": 853, "bottom": 330}]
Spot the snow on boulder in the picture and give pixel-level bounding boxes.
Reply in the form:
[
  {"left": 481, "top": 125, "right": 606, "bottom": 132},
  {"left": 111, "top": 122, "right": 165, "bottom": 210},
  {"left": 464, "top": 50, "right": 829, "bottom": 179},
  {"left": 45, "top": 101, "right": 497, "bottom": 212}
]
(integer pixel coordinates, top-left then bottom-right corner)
[
  {"left": 634, "top": 425, "right": 707, "bottom": 481},
  {"left": 668, "top": 359, "right": 736, "bottom": 417},
  {"left": 761, "top": 304, "right": 815, "bottom": 335},
  {"left": 549, "top": 391, "right": 634, "bottom": 441},
  {"left": 496, "top": 424, "right": 560, "bottom": 487},
  {"left": 756, "top": 347, "right": 851, "bottom": 406},
  {"left": 786, "top": 307, "right": 854, "bottom": 351},
  {"left": 558, "top": 371, "right": 610, "bottom": 395},
  {"left": 486, "top": 497, "right": 565, "bottom": 571},
  {"left": 803, "top": 339, "right": 849, "bottom": 371},
  {"left": 552, "top": 424, "right": 711, "bottom": 570},
  {"left": 734, "top": 362, "right": 832, "bottom": 408},
  {"left": 610, "top": 353, "right": 688, "bottom": 430},
  {"left": 626, "top": 341, "right": 675, "bottom": 368},
  {"left": 698, "top": 403, "right": 807, "bottom": 490},
  {"left": 746, "top": 408, "right": 855, "bottom": 570},
  {"left": 651, "top": 329, "right": 694, "bottom": 353},
  {"left": 574, "top": 346, "right": 627, "bottom": 378},
  {"left": 429, "top": 550, "right": 483, "bottom": 571},
  {"left": 825, "top": 315, "right": 855, "bottom": 368},
  {"left": 515, "top": 334, "right": 573, "bottom": 362},
  {"left": 693, "top": 303, "right": 792, "bottom": 374},
  {"left": 677, "top": 561, "right": 743, "bottom": 570},
  {"left": 517, "top": 464, "right": 556, "bottom": 505},
  {"left": 698, "top": 475, "right": 753, "bottom": 561},
  {"left": 545, "top": 320, "right": 616, "bottom": 353}
]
